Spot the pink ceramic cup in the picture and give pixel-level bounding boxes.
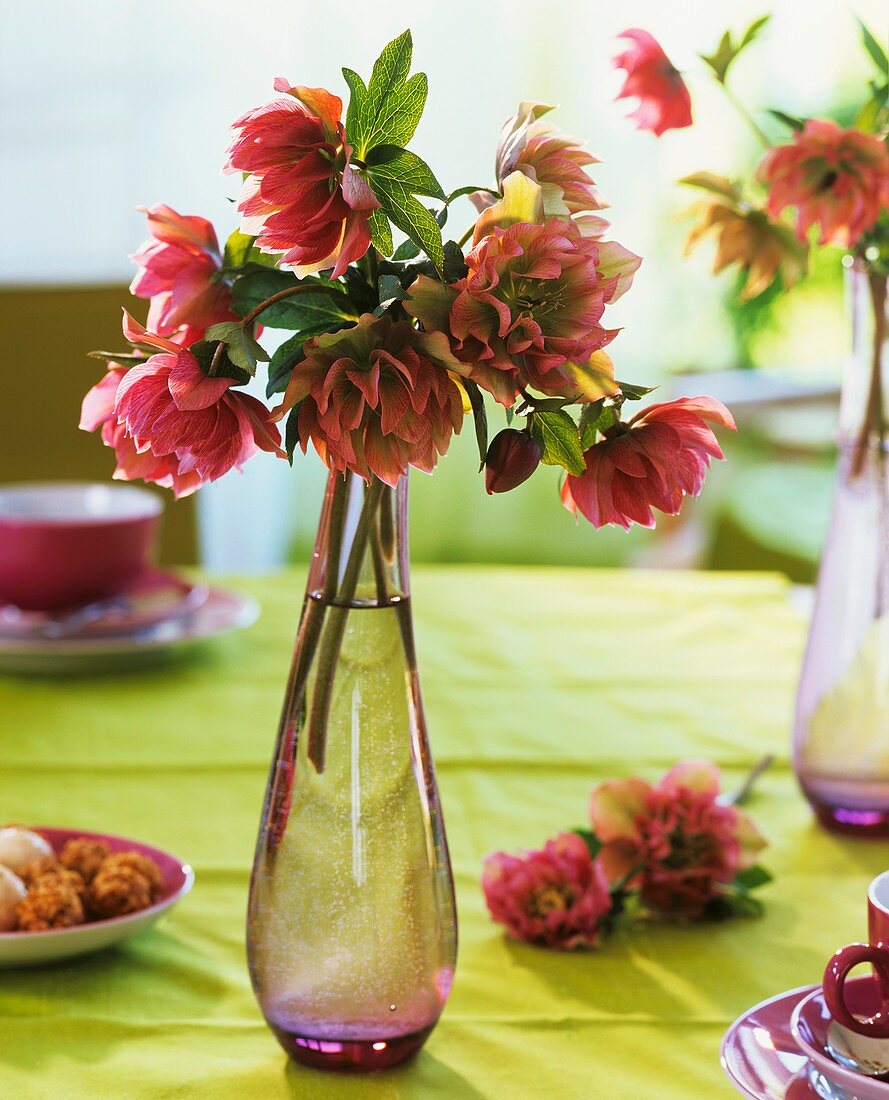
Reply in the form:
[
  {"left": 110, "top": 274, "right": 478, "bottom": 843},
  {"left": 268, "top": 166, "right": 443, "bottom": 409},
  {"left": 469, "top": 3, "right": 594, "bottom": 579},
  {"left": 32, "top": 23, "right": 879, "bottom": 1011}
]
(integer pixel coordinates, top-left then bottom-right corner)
[
  {"left": 0, "top": 482, "right": 162, "bottom": 611},
  {"left": 824, "top": 870, "right": 889, "bottom": 1038}
]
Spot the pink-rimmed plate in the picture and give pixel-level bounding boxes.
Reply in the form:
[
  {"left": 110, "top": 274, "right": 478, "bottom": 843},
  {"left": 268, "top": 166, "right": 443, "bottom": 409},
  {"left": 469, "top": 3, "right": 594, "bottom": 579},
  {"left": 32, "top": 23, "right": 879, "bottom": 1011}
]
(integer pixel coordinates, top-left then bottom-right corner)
[
  {"left": 792, "top": 978, "right": 889, "bottom": 1099},
  {"left": 0, "top": 586, "right": 258, "bottom": 674},
  {"left": 721, "top": 986, "right": 819, "bottom": 1098},
  {"left": 0, "top": 827, "right": 194, "bottom": 968},
  {"left": 0, "top": 569, "right": 209, "bottom": 641}
]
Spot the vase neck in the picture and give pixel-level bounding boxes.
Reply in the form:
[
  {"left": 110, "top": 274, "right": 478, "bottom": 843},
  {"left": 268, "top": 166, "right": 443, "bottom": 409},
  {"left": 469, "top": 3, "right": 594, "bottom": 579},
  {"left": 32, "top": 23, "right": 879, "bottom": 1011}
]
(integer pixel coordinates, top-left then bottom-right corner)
[
  {"left": 307, "top": 472, "right": 409, "bottom": 607},
  {"left": 840, "top": 261, "right": 888, "bottom": 445}
]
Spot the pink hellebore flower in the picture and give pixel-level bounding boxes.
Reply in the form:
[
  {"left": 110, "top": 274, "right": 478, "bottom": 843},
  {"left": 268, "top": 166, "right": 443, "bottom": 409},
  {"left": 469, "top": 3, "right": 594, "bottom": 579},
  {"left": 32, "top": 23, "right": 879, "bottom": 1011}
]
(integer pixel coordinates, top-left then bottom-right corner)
[
  {"left": 482, "top": 832, "right": 613, "bottom": 950},
  {"left": 275, "top": 314, "right": 465, "bottom": 486},
  {"left": 129, "top": 204, "right": 236, "bottom": 347},
  {"left": 473, "top": 101, "right": 607, "bottom": 218},
  {"left": 758, "top": 119, "right": 889, "bottom": 248},
  {"left": 407, "top": 174, "right": 640, "bottom": 406},
  {"left": 589, "top": 761, "right": 766, "bottom": 919},
  {"left": 561, "top": 396, "right": 736, "bottom": 529},
  {"left": 80, "top": 314, "right": 284, "bottom": 497},
  {"left": 613, "top": 29, "right": 693, "bottom": 137},
  {"left": 225, "top": 81, "right": 377, "bottom": 278}
]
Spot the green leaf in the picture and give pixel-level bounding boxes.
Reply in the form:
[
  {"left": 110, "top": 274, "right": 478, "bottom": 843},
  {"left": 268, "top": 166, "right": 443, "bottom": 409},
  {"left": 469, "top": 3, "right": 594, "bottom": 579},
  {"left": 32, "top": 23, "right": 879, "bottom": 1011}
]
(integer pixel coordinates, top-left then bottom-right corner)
[
  {"left": 530, "top": 409, "right": 585, "bottom": 475},
  {"left": 87, "top": 349, "right": 146, "bottom": 363},
  {"left": 860, "top": 18, "right": 889, "bottom": 77},
  {"left": 370, "top": 176, "right": 444, "bottom": 270},
  {"left": 205, "top": 321, "right": 268, "bottom": 375},
  {"left": 462, "top": 377, "right": 488, "bottom": 471},
  {"left": 857, "top": 81, "right": 889, "bottom": 133},
  {"left": 366, "top": 146, "right": 445, "bottom": 200},
  {"left": 739, "top": 14, "right": 771, "bottom": 49},
  {"left": 347, "top": 30, "right": 429, "bottom": 158},
  {"left": 231, "top": 270, "right": 360, "bottom": 334},
  {"left": 571, "top": 828, "right": 602, "bottom": 860},
  {"left": 578, "top": 399, "right": 615, "bottom": 449},
  {"left": 367, "top": 208, "right": 394, "bottom": 256},
  {"left": 678, "top": 172, "right": 742, "bottom": 201},
  {"left": 391, "top": 237, "right": 421, "bottom": 261},
  {"left": 618, "top": 381, "right": 657, "bottom": 401},
  {"left": 222, "top": 229, "right": 278, "bottom": 272},
  {"left": 767, "top": 109, "right": 806, "bottom": 132},
  {"left": 442, "top": 240, "right": 468, "bottom": 283},
  {"left": 735, "top": 865, "right": 773, "bottom": 891},
  {"left": 189, "top": 338, "right": 251, "bottom": 385},
  {"left": 284, "top": 402, "right": 304, "bottom": 464},
  {"left": 445, "top": 184, "right": 492, "bottom": 205},
  {"left": 266, "top": 334, "right": 306, "bottom": 398}
]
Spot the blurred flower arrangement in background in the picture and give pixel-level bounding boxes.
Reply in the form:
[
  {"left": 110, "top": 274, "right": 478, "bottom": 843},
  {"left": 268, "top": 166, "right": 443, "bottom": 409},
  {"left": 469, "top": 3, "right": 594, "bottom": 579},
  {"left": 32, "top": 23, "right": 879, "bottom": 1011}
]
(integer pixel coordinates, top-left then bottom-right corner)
[{"left": 483, "top": 760, "right": 770, "bottom": 950}]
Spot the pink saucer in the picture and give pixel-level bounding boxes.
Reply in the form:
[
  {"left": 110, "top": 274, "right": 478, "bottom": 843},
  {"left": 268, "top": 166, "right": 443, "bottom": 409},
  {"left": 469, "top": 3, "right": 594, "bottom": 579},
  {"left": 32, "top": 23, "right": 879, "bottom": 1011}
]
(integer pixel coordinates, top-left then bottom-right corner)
[
  {"left": 721, "top": 986, "right": 818, "bottom": 1098},
  {"left": 0, "top": 569, "right": 208, "bottom": 640},
  {"left": 792, "top": 978, "right": 889, "bottom": 1099},
  {"left": 0, "top": 826, "right": 193, "bottom": 967}
]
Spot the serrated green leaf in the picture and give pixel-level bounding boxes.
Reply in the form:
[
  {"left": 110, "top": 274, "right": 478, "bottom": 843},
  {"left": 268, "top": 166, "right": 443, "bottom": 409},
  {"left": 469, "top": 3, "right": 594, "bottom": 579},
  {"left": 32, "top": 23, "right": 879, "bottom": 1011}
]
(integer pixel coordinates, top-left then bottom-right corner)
[
  {"left": 205, "top": 321, "right": 268, "bottom": 374},
  {"left": 284, "top": 402, "right": 304, "bottom": 464},
  {"left": 351, "top": 30, "right": 428, "bottom": 157},
  {"left": 701, "top": 31, "right": 734, "bottom": 83},
  {"left": 366, "top": 146, "right": 445, "bottom": 200},
  {"left": 766, "top": 109, "right": 807, "bottom": 132},
  {"left": 266, "top": 334, "right": 306, "bottom": 398},
  {"left": 462, "top": 377, "right": 488, "bottom": 471},
  {"left": 222, "top": 229, "right": 278, "bottom": 273},
  {"left": 442, "top": 240, "right": 468, "bottom": 283},
  {"left": 378, "top": 273, "right": 407, "bottom": 305},
  {"left": 368, "top": 208, "right": 394, "bottom": 256},
  {"left": 372, "top": 177, "right": 444, "bottom": 270},
  {"left": 445, "top": 185, "right": 492, "bottom": 205},
  {"left": 860, "top": 18, "right": 889, "bottom": 76},
  {"left": 231, "top": 269, "right": 359, "bottom": 334},
  {"left": 530, "top": 409, "right": 585, "bottom": 475}
]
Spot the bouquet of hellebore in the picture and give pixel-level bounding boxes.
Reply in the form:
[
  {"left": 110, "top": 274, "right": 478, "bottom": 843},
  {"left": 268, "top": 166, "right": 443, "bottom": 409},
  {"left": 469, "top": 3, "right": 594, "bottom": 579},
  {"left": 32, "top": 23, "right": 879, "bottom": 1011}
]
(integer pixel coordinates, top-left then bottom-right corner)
[
  {"left": 483, "top": 761, "right": 771, "bottom": 951},
  {"left": 82, "top": 29, "right": 736, "bottom": 532}
]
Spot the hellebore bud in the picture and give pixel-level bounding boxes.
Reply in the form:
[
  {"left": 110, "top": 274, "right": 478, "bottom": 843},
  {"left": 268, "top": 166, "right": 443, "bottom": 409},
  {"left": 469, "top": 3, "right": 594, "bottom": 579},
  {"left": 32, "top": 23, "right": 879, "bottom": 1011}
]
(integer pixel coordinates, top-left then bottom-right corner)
[{"left": 484, "top": 429, "right": 542, "bottom": 494}]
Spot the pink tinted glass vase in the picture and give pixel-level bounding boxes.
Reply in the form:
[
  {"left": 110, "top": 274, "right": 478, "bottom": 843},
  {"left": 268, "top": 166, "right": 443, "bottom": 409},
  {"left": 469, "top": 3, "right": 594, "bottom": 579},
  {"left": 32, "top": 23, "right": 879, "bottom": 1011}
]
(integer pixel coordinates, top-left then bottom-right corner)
[
  {"left": 247, "top": 471, "right": 457, "bottom": 1070},
  {"left": 794, "top": 263, "right": 889, "bottom": 835}
]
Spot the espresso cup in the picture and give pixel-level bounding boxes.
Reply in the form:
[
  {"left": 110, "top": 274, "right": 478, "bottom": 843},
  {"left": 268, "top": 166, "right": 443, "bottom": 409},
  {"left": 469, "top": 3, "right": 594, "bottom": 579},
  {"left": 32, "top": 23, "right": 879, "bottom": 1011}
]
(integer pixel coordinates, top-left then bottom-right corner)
[
  {"left": 823, "top": 870, "right": 889, "bottom": 1038},
  {"left": 0, "top": 482, "right": 162, "bottom": 611}
]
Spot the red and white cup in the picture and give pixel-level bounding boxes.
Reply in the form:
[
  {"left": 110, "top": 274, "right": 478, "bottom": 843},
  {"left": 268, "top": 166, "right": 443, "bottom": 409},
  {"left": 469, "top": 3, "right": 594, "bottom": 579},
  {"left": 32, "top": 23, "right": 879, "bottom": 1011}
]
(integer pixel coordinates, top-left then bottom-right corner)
[{"left": 824, "top": 871, "right": 889, "bottom": 1038}]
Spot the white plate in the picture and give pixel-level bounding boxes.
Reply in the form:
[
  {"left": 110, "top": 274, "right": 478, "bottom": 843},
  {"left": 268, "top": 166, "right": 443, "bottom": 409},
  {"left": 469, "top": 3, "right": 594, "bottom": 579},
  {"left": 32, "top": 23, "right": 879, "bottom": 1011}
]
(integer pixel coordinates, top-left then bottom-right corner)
[
  {"left": 0, "top": 827, "right": 194, "bottom": 968},
  {"left": 0, "top": 586, "right": 259, "bottom": 673}
]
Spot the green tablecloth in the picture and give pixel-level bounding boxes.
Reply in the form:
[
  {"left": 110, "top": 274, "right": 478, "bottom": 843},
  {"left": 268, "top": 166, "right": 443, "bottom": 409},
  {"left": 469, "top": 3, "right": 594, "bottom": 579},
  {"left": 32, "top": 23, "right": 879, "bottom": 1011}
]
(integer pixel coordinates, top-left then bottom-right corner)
[{"left": 2, "top": 567, "right": 885, "bottom": 1099}]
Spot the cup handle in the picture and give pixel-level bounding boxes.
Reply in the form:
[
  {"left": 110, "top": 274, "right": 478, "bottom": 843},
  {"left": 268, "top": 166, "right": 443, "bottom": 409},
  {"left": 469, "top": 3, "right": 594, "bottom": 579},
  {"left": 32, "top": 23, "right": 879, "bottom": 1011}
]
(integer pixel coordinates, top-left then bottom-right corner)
[{"left": 823, "top": 942, "right": 889, "bottom": 1038}]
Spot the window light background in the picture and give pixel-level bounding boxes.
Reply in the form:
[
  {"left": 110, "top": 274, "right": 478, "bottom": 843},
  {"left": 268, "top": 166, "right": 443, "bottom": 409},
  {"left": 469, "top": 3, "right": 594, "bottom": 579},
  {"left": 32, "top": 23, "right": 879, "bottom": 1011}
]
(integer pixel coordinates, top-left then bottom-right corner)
[{"left": 1, "top": 0, "right": 882, "bottom": 569}]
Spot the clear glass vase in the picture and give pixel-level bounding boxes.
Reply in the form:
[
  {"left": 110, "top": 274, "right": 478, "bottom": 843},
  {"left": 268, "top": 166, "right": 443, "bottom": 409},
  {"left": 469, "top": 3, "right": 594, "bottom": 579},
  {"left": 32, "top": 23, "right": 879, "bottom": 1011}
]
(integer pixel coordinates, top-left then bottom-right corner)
[
  {"left": 247, "top": 471, "right": 457, "bottom": 1070},
  {"left": 793, "top": 262, "right": 889, "bottom": 835}
]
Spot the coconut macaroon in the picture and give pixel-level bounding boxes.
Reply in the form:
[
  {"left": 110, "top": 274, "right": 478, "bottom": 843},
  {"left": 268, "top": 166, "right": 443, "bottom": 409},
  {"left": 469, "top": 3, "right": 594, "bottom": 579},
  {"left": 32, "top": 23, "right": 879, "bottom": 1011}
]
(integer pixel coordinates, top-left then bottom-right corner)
[
  {"left": 0, "top": 866, "right": 26, "bottom": 931},
  {"left": 0, "top": 827, "right": 53, "bottom": 876}
]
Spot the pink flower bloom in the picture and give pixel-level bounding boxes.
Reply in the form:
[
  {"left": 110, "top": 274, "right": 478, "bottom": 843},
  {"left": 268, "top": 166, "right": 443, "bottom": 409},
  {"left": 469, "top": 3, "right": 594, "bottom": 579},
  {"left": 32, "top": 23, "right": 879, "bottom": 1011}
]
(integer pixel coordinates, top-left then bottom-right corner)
[
  {"left": 562, "top": 396, "right": 735, "bottom": 529},
  {"left": 614, "top": 29, "right": 693, "bottom": 137},
  {"left": 758, "top": 119, "right": 889, "bottom": 248},
  {"left": 80, "top": 315, "right": 284, "bottom": 497},
  {"left": 473, "top": 101, "right": 607, "bottom": 217},
  {"left": 225, "top": 81, "right": 377, "bottom": 278},
  {"left": 129, "top": 204, "right": 236, "bottom": 346},
  {"left": 275, "top": 314, "right": 465, "bottom": 486},
  {"left": 482, "top": 832, "right": 613, "bottom": 950},
  {"left": 589, "top": 761, "right": 766, "bottom": 919},
  {"left": 408, "top": 218, "right": 639, "bottom": 405}
]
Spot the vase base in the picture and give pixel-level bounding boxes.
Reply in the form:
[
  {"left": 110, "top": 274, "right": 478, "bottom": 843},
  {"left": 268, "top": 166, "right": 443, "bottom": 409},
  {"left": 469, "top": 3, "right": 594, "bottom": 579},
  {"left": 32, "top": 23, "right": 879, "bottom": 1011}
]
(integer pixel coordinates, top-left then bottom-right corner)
[
  {"left": 271, "top": 1022, "right": 434, "bottom": 1071},
  {"left": 809, "top": 797, "right": 889, "bottom": 838}
]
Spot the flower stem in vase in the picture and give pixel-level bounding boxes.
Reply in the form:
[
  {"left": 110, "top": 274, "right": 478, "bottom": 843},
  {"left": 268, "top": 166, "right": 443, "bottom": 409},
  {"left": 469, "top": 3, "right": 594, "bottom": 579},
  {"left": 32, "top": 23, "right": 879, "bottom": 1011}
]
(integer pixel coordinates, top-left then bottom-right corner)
[
  {"left": 306, "top": 477, "right": 385, "bottom": 772},
  {"left": 852, "top": 270, "right": 887, "bottom": 479}
]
